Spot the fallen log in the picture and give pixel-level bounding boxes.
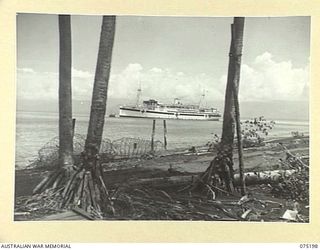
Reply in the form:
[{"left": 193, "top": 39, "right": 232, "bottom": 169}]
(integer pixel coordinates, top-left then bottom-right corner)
[
  {"left": 124, "top": 170, "right": 296, "bottom": 189},
  {"left": 234, "top": 169, "right": 295, "bottom": 186}
]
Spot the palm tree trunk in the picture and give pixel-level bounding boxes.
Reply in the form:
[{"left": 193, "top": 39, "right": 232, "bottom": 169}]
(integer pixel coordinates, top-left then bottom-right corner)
[
  {"left": 192, "top": 17, "right": 245, "bottom": 194},
  {"left": 221, "top": 18, "right": 245, "bottom": 156},
  {"left": 221, "top": 23, "right": 236, "bottom": 148},
  {"left": 33, "top": 15, "right": 74, "bottom": 194},
  {"left": 58, "top": 15, "right": 74, "bottom": 169},
  {"left": 231, "top": 18, "right": 246, "bottom": 195},
  {"left": 85, "top": 16, "right": 116, "bottom": 155},
  {"left": 219, "top": 17, "right": 245, "bottom": 191},
  {"left": 33, "top": 16, "right": 117, "bottom": 216},
  {"left": 58, "top": 16, "right": 116, "bottom": 213}
]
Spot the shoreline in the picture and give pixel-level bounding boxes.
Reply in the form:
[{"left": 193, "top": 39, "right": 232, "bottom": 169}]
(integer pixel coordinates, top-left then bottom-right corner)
[
  {"left": 14, "top": 133, "right": 309, "bottom": 221},
  {"left": 15, "top": 134, "right": 309, "bottom": 198}
]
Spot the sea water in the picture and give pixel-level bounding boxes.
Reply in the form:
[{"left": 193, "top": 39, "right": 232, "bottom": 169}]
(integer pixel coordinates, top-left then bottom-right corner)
[{"left": 15, "top": 111, "right": 309, "bottom": 169}]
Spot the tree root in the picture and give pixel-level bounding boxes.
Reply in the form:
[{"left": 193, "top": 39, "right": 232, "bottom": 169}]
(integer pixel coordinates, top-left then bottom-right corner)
[
  {"left": 32, "top": 163, "right": 114, "bottom": 218},
  {"left": 187, "top": 153, "right": 235, "bottom": 196}
]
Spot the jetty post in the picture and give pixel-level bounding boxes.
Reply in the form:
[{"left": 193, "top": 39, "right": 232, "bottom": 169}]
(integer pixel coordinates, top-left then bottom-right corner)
[
  {"left": 151, "top": 119, "right": 156, "bottom": 152},
  {"left": 163, "top": 120, "right": 167, "bottom": 150},
  {"left": 72, "top": 118, "right": 76, "bottom": 139}
]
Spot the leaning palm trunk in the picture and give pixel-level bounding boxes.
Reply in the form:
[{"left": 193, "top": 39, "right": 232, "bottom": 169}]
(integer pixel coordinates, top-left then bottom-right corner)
[
  {"left": 63, "top": 16, "right": 117, "bottom": 215},
  {"left": 33, "top": 16, "right": 116, "bottom": 218},
  {"left": 85, "top": 16, "right": 115, "bottom": 155}
]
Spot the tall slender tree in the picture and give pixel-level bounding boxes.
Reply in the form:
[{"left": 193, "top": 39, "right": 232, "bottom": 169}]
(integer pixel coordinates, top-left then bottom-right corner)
[
  {"left": 231, "top": 18, "right": 246, "bottom": 195},
  {"left": 68, "top": 15, "right": 116, "bottom": 215},
  {"left": 85, "top": 16, "right": 116, "bottom": 155},
  {"left": 193, "top": 17, "right": 245, "bottom": 193},
  {"left": 33, "top": 15, "right": 74, "bottom": 195},
  {"left": 219, "top": 17, "right": 245, "bottom": 191},
  {"left": 33, "top": 16, "right": 116, "bottom": 217},
  {"left": 58, "top": 15, "right": 74, "bottom": 171}
]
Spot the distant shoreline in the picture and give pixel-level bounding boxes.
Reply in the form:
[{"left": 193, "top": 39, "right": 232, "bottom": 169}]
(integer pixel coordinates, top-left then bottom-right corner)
[{"left": 16, "top": 110, "right": 310, "bottom": 123}]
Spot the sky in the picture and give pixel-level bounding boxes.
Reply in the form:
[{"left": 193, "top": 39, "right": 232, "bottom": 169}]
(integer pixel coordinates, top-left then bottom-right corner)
[{"left": 16, "top": 14, "right": 310, "bottom": 118}]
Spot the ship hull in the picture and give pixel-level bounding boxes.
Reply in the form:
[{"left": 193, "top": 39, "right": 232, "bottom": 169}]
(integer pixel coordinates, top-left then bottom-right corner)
[{"left": 119, "top": 107, "right": 220, "bottom": 121}]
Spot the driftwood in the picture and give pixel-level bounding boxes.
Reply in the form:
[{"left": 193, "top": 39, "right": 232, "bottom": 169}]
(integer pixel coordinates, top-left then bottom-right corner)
[
  {"left": 283, "top": 146, "right": 308, "bottom": 169},
  {"left": 125, "top": 169, "right": 296, "bottom": 189}
]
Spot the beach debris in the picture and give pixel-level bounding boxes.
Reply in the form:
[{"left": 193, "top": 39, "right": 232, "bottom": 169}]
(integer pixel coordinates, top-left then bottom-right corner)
[
  {"left": 205, "top": 184, "right": 216, "bottom": 200},
  {"left": 14, "top": 212, "right": 31, "bottom": 216},
  {"left": 296, "top": 214, "right": 309, "bottom": 223},
  {"left": 241, "top": 209, "right": 252, "bottom": 219},
  {"left": 281, "top": 209, "right": 298, "bottom": 221},
  {"left": 72, "top": 206, "right": 97, "bottom": 220},
  {"left": 16, "top": 172, "right": 308, "bottom": 222},
  {"left": 293, "top": 201, "right": 302, "bottom": 212},
  {"left": 15, "top": 188, "right": 65, "bottom": 220},
  {"left": 238, "top": 195, "right": 250, "bottom": 205},
  {"left": 270, "top": 147, "right": 309, "bottom": 203},
  {"left": 240, "top": 209, "right": 260, "bottom": 221}
]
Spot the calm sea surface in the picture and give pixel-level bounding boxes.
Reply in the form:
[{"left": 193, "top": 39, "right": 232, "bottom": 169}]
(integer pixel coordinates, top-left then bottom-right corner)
[{"left": 15, "top": 111, "right": 309, "bottom": 169}]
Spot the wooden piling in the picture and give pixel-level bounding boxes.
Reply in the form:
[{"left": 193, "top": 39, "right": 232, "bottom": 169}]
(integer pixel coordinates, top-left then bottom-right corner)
[
  {"left": 163, "top": 120, "right": 167, "bottom": 150},
  {"left": 151, "top": 119, "right": 156, "bottom": 151},
  {"left": 72, "top": 118, "right": 76, "bottom": 139}
]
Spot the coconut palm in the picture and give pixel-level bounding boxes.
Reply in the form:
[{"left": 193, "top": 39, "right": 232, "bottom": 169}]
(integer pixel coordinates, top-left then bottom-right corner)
[
  {"left": 58, "top": 15, "right": 74, "bottom": 170},
  {"left": 33, "top": 15, "right": 74, "bottom": 195},
  {"left": 64, "top": 16, "right": 116, "bottom": 214},
  {"left": 193, "top": 17, "right": 245, "bottom": 193},
  {"left": 34, "top": 16, "right": 116, "bottom": 216},
  {"left": 85, "top": 16, "right": 116, "bottom": 155}
]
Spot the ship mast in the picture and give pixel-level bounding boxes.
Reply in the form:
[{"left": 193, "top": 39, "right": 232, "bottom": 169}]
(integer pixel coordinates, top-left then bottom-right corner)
[
  {"left": 198, "top": 89, "right": 206, "bottom": 108},
  {"left": 135, "top": 81, "right": 142, "bottom": 107}
]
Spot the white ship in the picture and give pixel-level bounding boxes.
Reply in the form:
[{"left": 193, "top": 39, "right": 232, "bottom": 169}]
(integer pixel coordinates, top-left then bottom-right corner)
[{"left": 119, "top": 88, "right": 221, "bottom": 121}]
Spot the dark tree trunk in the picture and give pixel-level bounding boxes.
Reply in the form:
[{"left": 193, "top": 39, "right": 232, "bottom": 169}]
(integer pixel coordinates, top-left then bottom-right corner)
[
  {"left": 58, "top": 15, "right": 74, "bottom": 169},
  {"left": 73, "top": 16, "right": 116, "bottom": 215},
  {"left": 192, "top": 17, "right": 245, "bottom": 194},
  {"left": 221, "top": 18, "right": 245, "bottom": 159},
  {"left": 221, "top": 23, "right": 236, "bottom": 148},
  {"left": 33, "top": 16, "right": 117, "bottom": 218},
  {"left": 58, "top": 16, "right": 116, "bottom": 214},
  {"left": 220, "top": 17, "right": 245, "bottom": 191},
  {"left": 33, "top": 15, "right": 74, "bottom": 195},
  {"left": 85, "top": 16, "right": 116, "bottom": 155},
  {"left": 232, "top": 18, "right": 246, "bottom": 194}
]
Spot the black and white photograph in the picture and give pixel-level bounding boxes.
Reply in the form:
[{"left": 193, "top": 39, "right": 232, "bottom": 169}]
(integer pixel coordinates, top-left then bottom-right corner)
[{"left": 14, "top": 14, "right": 310, "bottom": 222}]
